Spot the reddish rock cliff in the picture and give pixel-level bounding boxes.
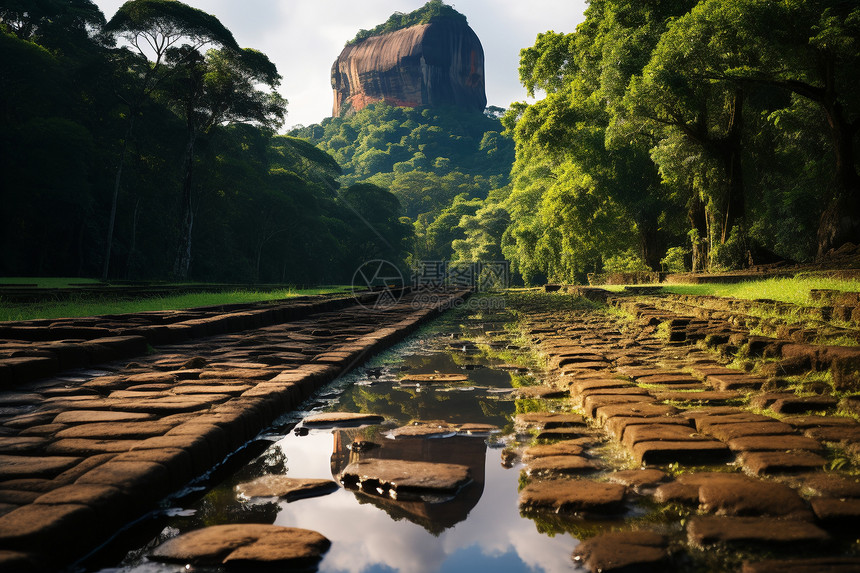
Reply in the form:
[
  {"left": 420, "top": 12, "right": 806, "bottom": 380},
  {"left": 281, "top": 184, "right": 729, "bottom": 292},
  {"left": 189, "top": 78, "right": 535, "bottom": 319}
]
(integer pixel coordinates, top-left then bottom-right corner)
[{"left": 331, "top": 18, "right": 486, "bottom": 117}]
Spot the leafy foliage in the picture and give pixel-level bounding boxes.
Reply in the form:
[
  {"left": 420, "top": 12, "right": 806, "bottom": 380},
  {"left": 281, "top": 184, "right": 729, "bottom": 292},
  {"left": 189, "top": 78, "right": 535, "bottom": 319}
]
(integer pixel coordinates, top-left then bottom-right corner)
[
  {"left": 0, "top": 1, "right": 411, "bottom": 283},
  {"left": 290, "top": 103, "right": 515, "bottom": 262},
  {"left": 348, "top": 1, "right": 466, "bottom": 45}
]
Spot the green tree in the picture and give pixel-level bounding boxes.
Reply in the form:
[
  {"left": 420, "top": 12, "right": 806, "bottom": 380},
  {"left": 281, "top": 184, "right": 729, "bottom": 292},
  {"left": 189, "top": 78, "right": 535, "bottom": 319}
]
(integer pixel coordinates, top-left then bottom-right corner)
[
  {"left": 101, "top": 0, "right": 239, "bottom": 279},
  {"left": 165, "top": 46, "right": 286, "bottom": 278}
]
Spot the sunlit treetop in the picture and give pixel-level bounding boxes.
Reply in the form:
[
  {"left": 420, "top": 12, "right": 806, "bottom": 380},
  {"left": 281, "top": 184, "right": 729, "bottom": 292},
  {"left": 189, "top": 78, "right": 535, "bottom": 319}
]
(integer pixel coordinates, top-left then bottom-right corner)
[{"left": 348, "top": 0, "right": 467, "bottom": 45}]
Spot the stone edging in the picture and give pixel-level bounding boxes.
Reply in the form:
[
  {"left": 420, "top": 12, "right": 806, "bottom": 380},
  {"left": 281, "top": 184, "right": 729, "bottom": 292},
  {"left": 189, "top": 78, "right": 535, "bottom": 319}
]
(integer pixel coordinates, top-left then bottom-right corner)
[{"left": 0, "top": 290, "right": 469, "bottom": 571}]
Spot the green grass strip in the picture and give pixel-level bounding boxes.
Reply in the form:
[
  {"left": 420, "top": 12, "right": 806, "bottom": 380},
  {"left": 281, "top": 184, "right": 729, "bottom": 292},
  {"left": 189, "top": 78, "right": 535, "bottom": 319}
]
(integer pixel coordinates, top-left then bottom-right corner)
[
  {"left": 595, "top": 277, "right": 860, "bottom": 306},
  {"left": 0, "top": 287, "right": 348, "bottom": 322}
]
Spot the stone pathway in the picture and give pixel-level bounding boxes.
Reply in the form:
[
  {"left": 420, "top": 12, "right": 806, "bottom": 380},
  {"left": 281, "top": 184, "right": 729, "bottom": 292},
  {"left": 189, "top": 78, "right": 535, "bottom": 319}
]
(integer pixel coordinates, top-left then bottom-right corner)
[
  {"left": 0, "top": 290, "right": 467, "bottom": 571},
  {"left": 506, "top": 291, "right": 860, "bottom": 572}
]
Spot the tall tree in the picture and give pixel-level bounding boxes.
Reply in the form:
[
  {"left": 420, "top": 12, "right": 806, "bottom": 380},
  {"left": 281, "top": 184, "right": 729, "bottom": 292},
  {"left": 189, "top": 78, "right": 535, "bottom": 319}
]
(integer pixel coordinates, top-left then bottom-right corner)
[
  {"left": 641, "top": 0, "right": 860, "bottom": 258},
  {"left": 165, "top": 46, "right": 286, "bottom": 278},
  {"left": 100, "top": 0, "right": 238, "bottom": 279}
]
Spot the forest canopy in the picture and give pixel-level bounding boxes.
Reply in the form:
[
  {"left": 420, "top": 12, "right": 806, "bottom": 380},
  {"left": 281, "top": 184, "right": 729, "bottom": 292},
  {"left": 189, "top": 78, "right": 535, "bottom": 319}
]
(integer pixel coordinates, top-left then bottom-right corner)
[
  {"left": 2, "top": 0, "right": 858, "bottom": 287},
  {"left": 0, "top": 0, "right": 410, "bottom": 284}
]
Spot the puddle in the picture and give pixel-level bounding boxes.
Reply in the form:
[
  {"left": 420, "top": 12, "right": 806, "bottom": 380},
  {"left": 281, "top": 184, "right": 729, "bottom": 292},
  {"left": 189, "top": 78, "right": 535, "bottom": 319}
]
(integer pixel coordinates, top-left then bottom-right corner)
[{"left": 90, "top": 312, "right": 587, "bottom": 573}]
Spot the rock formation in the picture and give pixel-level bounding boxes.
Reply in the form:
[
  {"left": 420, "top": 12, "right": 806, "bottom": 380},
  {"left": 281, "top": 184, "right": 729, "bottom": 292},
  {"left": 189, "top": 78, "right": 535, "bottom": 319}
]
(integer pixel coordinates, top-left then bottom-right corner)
[{"left": 331, "top": 18, "right": 486, "bottom": 117}]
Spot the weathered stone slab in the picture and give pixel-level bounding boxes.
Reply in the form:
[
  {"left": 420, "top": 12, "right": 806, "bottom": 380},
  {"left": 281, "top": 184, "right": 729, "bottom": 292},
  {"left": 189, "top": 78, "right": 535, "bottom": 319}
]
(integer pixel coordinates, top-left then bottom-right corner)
[
  {"left": 523, "top": 441, "right": 585, "bottom": 459},
  {"left": 52, "top": 410, "right": 154, "bottom": 424},
  {"left": 606, "top": 469, "right": 667, "bottom": 490},
  {"left": 514, "top": 386, "right": 568, "bottom": 399},
  {"left": 150, "top": 524, "right": 330, "bottom": 568},
  {"left": 302, "top": 412, "right": 384, "bottom": 427},
  {"left": 740, "top": 451, "right": 827, "bottom": 475},
  {"left": 595, "top": 403, "right": 678, "bottom": 422},
  {"left": 0, "top": 455, "right": 81, "bottom": 479},
  {"left": 0, "top": 437, "right": 48, "bottom": 454},
  {"left": 46, "top": 439, "right": 138, "bottom": 455},
  {"left": 810, "top": 496, "right": 860, "bottom": 526},
  {"left": 515, "top": 413, "right": 586, "bottom": 429},
  {"left": 75, "top": 461, "right": 170, "bottom": 501},
  {"left": 687, "top": 516, "right": 829, "bottom": 547},
  {"left": 804, "top": 426, "right": 860, "bottom": 442},
  {"left": 726, "top": 435, "right": 823, "bottom": 452},
  {"left": 782, "top": 415, "right": 858, "bottom": 429},
  {"left": 525, "top": 455, "right": 599, "bottom": 476},
  {"left": 694, "top": 413, "right": 781, "bottom": 432},
  {"left": 106, "top": 395, "right": 224, "bottom": 413},
  {"left": 198, "top": 369, "right": 276, "bottom": 380},
  {"left": 698, "top": 479, "right": 810, "bottom": 519},
  {"left": 568, "top": 379, "right": 632, "bottom": 394},
  {"left": 742, "top": 557, "right": 860, "bottom": 573},
  {"left": 706, "top": 422, "right": 795, "bottom": 441},
  {"left": 770, "top": 396, "right": 838, "bottom": 414},
  {"left": 236, "top": 475, "right": 339, "bottom": 501},
  {"left": 0, "top": 503, "right": 97, "bottom": 553},
  {"left": 582, "top": 394, "right": 654, "bottom": 415},
  {"left": 340, "top": 459, "right": 470, "bottom": 496},
  {"left": 534, "top": 427, "right": 591, "bottom": 441},
  {"left": 519, "top": 480, "right": 626, "bottom": 513},
  {"left": 55, "top": 422, "right": 175, "bottom": 440},
  {"left": 572, "top": 531, "right": 668, "bottom": 573},
  {"left": 606, "top": 416, "right": 692, "bottom": 441},
  {"left": 32, "top": 484, "right": 130, "bottom": 520},
  {"left": 802, "top": 474, "right": 860, "bottom": 498},
  {"left": 621, "top": 424, "right": 704, "bottom": 449},
  {"left": 632, "top": 440, "right": 731, "bottom": 465},
  {"left": 389, "top": 423, "right": 455, "bottom": 439},
  {"left": 706, "top": 374, "right": 766, "bottom": 391},
  {"left": 637, "top": 374, "right": 699, "bottom": 386},
  {"left": 653, "top": 391, "right": 738, "bottom": 404}
]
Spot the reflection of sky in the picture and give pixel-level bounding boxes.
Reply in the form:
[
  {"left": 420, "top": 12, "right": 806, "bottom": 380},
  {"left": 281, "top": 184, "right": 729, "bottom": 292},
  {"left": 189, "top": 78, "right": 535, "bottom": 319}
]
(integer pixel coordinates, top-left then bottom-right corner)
[
  {"left": 100, "top": 318, "right": 584, "bottom": 573},
  {"left": 272, "top": 431, "right": 580, "bottom": 573}
]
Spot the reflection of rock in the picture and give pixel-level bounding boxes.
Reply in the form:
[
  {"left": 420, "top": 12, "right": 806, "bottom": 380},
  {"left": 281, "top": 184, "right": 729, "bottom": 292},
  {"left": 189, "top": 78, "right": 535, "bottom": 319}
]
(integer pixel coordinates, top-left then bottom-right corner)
[
  {"left": 331, "top": 428, "right": 487, "bottom": 533},
  {"left": 150, "top": 524, "right": 330, "bottom": 569},
  {"left": 389, "top": 422, "right": 456, "bottom": 439},
  {"left": 303, "top": 412, "right": 385, "bottom": 427},
  {"left": 235, "top": 475, "right": 339, "bottom": 502},
  {"left": 340, "top": 459, "right": 470, "bottom": 499}
]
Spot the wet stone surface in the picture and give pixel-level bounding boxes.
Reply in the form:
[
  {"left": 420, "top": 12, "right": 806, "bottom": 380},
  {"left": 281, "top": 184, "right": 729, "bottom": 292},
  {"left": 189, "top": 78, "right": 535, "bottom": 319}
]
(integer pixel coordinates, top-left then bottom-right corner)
[{"left": 3, "top": 289, "right": 860, "bottom": 572}]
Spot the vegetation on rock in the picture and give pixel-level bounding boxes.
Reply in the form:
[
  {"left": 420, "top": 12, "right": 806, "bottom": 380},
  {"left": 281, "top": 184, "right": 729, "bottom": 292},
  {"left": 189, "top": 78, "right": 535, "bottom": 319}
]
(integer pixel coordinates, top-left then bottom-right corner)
[{"left": 348, "top": 0, "right": 467, "bottom": 45}]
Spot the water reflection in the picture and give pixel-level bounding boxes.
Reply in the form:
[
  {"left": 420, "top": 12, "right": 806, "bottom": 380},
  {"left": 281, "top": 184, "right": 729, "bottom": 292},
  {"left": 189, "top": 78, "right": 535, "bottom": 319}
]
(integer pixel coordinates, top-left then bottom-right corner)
[
  {"left": 330, "top": 429, "right": 487, "bottom": 533},
  {"left": 97, "top": 316, "right": 582, "bottom": 573},
  {"left": 271, "top": 431, "right": 576, "bottom": 573}
]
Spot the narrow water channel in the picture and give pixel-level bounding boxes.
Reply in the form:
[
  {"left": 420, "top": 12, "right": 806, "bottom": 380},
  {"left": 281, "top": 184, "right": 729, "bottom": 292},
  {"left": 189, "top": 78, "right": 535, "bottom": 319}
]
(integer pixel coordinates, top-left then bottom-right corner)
[{"left": 91, "top": 308, "right": 588, "bottom": 573}]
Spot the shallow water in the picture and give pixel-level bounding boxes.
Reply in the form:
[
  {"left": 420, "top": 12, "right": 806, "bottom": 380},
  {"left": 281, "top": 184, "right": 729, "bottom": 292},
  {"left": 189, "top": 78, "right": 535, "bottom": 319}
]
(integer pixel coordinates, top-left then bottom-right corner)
[{"left": 94, "top": 314, "right": 588, "bottom": 573}]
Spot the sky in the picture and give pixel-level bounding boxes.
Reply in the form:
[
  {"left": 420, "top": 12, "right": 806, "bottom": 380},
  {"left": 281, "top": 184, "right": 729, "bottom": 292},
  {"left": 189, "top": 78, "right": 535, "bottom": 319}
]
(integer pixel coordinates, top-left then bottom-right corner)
[{"left": 92, "top": 0, "right": 588, "bottom": 129}]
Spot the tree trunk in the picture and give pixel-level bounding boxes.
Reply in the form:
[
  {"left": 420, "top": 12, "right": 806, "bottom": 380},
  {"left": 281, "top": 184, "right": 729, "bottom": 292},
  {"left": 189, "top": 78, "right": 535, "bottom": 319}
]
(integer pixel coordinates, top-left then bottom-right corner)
[
  {"left": 173, "top": 130, "right": 197, "bottom": 280},
  {"left": 638, "top": 221, "right": 660, "bottom": 271},
  {"left": 102, "top": 117, "right": 134, "bottom": 280},
  {"left": 721, "top": 87, "right": 745, "bottom": 244},
  {"left": 817, "top": 96, "right": 860, "bottom": 258},
  {"left": 688, "top": 194, "right": 709, "bottom": 272},
  {"left": 126, "top": 198, "right": 141, "bottom": 279}
]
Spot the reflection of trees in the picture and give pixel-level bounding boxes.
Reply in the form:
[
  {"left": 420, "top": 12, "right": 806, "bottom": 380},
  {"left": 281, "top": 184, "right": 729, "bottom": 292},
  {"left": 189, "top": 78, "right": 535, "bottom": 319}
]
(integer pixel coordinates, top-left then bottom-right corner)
[
  {"left": 183, "top": 487, "right": 280, "bottom": 529},
  {"left": 338, "top": 383, "right": 517, "bottom": 427}
]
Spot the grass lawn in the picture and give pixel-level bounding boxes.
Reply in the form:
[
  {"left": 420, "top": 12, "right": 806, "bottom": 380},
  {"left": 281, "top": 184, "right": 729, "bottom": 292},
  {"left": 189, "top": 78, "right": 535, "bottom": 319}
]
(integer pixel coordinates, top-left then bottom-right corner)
[
  {"left": 596, "top": 276, "right": 860, "bottom": 306},
  {"left": 0, "top": 286, "right": 349, "bottom": 322},
  {"left": 0, "top": 277, "right": 104, "bottom": 288}
]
